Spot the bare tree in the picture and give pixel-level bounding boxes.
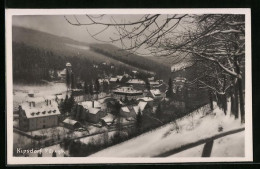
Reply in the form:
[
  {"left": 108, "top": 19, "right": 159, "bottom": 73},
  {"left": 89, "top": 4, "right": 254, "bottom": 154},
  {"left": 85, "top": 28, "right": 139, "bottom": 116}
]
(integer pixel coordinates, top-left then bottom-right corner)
[{"left": 65, "top": 14, "right": 245, "bottom": 123}]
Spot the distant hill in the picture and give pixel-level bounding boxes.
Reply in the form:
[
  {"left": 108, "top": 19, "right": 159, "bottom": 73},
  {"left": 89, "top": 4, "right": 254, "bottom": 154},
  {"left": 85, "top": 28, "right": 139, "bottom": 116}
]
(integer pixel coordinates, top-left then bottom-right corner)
[{"left": 12, "top": 26, "right": 173, "bottom": 79}]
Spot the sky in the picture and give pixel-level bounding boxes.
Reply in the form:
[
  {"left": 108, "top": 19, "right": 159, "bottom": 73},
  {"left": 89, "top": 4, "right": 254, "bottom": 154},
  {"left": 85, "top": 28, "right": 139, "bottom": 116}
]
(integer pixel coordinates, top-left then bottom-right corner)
[
  {"left": 13, "top": 15, "right": 100, "bottom": 44},
  {"left": 12, "top": 14, "right": 191, "bottom": 56},
  {"left": 12, "top": 15, "right": 149, "bottom": 44}
]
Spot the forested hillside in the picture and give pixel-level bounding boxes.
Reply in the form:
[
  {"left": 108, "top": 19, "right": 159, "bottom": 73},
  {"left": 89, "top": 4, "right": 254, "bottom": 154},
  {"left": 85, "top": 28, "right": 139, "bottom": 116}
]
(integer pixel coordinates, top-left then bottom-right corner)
[
  {"left": 89, "top": 43, "right": 171, "bottom": 76},
  {"left": 12, "top": 26, "right": 173, "bottom": 83}
]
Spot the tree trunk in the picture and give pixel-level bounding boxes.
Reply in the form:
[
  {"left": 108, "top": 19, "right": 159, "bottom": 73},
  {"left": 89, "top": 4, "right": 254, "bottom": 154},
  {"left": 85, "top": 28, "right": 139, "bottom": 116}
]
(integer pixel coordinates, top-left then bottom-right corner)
[
  {"left": 208, "top": 90, "right": 213, "bottom": 110},
  {"left": 234, "top": 83, "right": 239, "bottom": 119},
  {"left": 222, "top": 76, "right": 227, "bottom": 115},
  {"left": 234, "top": 56, "right": 245, "bottom": 123},
  {"left": 238, "top": 77, "right": 245, "bottom": 123}
]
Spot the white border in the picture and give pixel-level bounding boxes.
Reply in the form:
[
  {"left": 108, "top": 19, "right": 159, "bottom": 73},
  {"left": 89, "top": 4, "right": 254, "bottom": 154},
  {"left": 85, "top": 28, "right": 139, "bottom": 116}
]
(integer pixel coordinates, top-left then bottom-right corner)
[{"left": 6, "top": 8, "right": 252, "bottom": 165}]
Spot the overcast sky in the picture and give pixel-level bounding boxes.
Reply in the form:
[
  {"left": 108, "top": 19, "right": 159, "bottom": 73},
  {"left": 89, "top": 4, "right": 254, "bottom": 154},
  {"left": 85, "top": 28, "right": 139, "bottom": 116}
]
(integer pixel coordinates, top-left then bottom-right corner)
[
  {"left": 12, "top": 14, "right": 191, "bottom": 56},
  {"left": 12, "top": 15, "right": 149, "bottom": 44}
]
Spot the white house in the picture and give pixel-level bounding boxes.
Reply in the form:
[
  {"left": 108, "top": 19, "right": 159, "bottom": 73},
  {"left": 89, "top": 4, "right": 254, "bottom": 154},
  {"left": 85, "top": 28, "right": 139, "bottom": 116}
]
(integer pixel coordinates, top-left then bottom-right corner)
[{"left": 19, "top": 95, "right": 61, "bottom": 131}]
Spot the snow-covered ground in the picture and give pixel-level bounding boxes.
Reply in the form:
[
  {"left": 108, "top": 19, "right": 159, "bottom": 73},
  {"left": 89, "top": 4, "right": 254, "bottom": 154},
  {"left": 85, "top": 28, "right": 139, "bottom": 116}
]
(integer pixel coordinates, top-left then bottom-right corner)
[
  {"left": 79, "top": 131, "right": 116, "bottom": 145},
  {"left": 25, "top": 126, "right": 70, "bottom": 139},
  {"left": 90, "top": 101, "right": 244, "bottom": 157},
  {"left": 169, "top": 131, "right": 244, "bottom": 157}
]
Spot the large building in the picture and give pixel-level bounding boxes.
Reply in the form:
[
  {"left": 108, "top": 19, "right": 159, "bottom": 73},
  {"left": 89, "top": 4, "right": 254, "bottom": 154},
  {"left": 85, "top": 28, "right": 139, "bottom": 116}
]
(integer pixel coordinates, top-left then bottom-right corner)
[
  {"left": 126, "top": 79, "right": 145, "bottom": 90},
  {"left": 112, "top": 86, "right": 143, "bottom": 101},
  {"left": 19, "top": 94, "right": 61, "bottom": 131}
]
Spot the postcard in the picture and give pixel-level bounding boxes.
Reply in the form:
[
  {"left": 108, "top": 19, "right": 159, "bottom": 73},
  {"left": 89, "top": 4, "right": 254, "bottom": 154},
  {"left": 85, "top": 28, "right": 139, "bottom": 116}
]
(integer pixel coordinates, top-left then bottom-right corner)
[{"left": 5, "top": 8, "right": 252, "bottom": 164}]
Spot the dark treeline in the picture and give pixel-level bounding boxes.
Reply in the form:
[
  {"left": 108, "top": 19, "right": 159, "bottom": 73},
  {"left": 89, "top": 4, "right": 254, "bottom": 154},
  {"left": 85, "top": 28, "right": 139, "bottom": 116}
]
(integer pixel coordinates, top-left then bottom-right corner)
[
  {"left": 89, "top": 44, "right": 171, "bottom": 79},
  {"left": 12, "top": 42, "right": 143, "bottom": 84}
]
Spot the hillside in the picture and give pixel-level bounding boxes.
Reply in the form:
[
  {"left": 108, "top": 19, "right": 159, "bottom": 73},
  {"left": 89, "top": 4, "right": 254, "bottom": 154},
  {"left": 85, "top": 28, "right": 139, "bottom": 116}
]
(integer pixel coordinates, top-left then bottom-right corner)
[
  {"left": 91, "top": 102, "right": 244, "bottom": 157},
  {"left": 89, "top": 43, "right": 171, "bottom": 74},
  {"left": 12, "top": 26, "right": 171, "bottom": 77}
]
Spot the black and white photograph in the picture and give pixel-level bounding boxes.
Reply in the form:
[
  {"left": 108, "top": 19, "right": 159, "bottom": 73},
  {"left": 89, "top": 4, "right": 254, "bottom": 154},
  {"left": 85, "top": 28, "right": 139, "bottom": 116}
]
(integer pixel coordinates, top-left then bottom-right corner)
[{"left": 5, "top": 9, "right": 252, "bottom": 164}]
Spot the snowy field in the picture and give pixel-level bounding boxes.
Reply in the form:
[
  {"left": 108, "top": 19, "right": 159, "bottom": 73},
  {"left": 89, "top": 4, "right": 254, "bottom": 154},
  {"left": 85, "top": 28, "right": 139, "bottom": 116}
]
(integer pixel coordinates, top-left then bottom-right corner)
[{"left": 91, "top": 101, "right": 244, "bottom": 157}]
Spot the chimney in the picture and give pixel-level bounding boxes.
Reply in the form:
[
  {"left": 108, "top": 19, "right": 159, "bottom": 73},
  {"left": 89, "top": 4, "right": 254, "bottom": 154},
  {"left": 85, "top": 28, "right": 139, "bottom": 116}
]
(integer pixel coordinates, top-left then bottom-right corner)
[{"left": 92, "top": 100, "right": 94, "bottom": 108}]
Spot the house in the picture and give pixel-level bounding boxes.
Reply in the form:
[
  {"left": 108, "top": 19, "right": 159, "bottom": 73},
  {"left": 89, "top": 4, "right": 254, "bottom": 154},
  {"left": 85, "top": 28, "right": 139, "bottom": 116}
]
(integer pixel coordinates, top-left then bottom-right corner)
[
  {"left": 19, "top": 95, "right": 60, "bottom": 131},
  {"left": 100, "top": 113, "right": 115, "bottom": 126},
  {"left": 173, "top": 77, "right": 187, "bottom": 93},
  {"left": 149, "top": 89, "right": 163, "bottom": 99},
  {"left": 126, "top": 79, "right": 146, "bottom": 90},
  {"left": 112, "top": 86, "right": 143, "bottom": 101},
  {"left": 86, "top": 108, "right": 106, "bottom": 123},
  {"left": 78, "top": 100, "right": 106, "bottom": 123},
  {"left": 126, "top": 79, "right": 145, "bottom": 85},
  {"left": 120, "top": 106, "right": 136, "bottom": 118},
  {"left": 137, "top": 97, "right": 154, "bottom": 107},
  {"left": 109, "top": 77, "right": 118, "bottom": 83},
  {"left": 153, "top": 83, "right": 167, "bottom": 91},
  {"left": 136, "top": 101, "right": 153, "bottom": 114},
  {"left": 119, "top": 101, "right": 152, "bottom": 118},
  {"left": 62, "top": 118, "right": 81, "bottom": 130},
  {"left": 148, "top": 77, "right": 155, "bottom": 81},
  {"left": 98, "top": 78, "right": 110, "bottom": 85},
  {"left": 149, "top": 81, "right": 160, "bottom": 86},
  {"left": 57, "top": 69, "right": 66, "bottom": 80},
  {"left": 55, "top": 94, "right": 66, "bottom": 104},
  {"left": 72, "top": 89, "right": 85, "bottom": 102}
]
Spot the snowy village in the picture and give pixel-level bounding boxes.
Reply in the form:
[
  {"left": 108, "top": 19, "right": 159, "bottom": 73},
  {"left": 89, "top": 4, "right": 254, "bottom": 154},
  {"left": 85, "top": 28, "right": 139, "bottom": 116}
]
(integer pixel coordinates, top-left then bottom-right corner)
[{"left": 11, "top": 13, "right": 246, "bottom": 158}]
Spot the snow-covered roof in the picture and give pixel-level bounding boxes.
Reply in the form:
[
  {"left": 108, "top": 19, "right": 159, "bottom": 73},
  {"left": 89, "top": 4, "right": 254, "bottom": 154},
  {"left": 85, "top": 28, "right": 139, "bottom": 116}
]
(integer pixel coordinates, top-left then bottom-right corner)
[
  {"left": 148, "top": 77, "right": 155, "bottom": 81},
  {"left": 58, "top": 69, "right": 66, "bottom": 76},
  {"left": 56, "top": 95, "right": 65, "bottom": 100},
  {"left": 126, "top": 79, "right": 145, "bottom": 84},
  {"left": 66, "top": 62, "right": 72, "bottom": 67},
  {"left": 63, "top": 118, "right": 79, "bottom": 125},
  {"left": 98, "top": 79, "right": 109, "bottom": 84},
  {"left": 79, "top": 101, "right": 101, "bottom": 109},
  {"left": 44, "top": 95, "right": 56, "bottom": 100},
  {"left": 149, "top": 81, "right": 160, "bottom": 85},
  {"left": 133, "top": 106, "right": 139, "bottom": 114},
  {"left": 20, "top": 101, "right": 60, "bottom": 119},
  {"left": 117, "top": 75, "right": 123, "bottom": 81},
  {"left": 110, "top": 77, "right": 118, "bottom": 82},
  {"left": 138, "top": 101, "right": 148, "bottom": 112},
  {"left": 25, "top": 97, "right": 45, "bottom": 103},
  {"left": 137, "top": 97, "right": 154, "bottom": 102},
  {"left": 120, "top": 102, "right": 148, "bottom": 115},
  {"left": 88, "top": 108, "right": 102, "bottom": 115},
  {"left": 101, "top": 113, "right": 115, "bottom": 123},
  {"left": 150, "top": 89, "right": 162, "bottom": 97},
  {"left": 121, "top": 106, "right": 130, "bottom": 113},
  {"left": 174, "top": 77, "right": 187, "bottom": 82},
  {"left": 113, "top": 86, "right": 142, "bottom": 94},
  {"left": 132, "top": 104, "right": 146, "bottom": 115}
]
